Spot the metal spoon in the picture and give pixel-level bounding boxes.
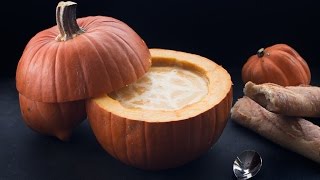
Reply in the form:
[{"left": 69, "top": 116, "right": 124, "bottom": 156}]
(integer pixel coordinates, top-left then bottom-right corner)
[{"left": 233, "top": 150, "right": 262, "bottom": 180}]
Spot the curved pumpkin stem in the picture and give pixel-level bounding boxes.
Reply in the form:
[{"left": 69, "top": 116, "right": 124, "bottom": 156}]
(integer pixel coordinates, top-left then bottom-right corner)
[
  {"left": 257, "top": 48, "right": 265, "bottom": 58},
  {"left": 56, "top": 1, "right": 84, "bottom": 41}
]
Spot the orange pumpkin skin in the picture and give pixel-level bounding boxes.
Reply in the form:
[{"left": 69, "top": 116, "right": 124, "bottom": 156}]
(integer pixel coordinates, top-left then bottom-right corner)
[
  {"left": 242, "top": 44, "right": 311, "bottom": 86},
  {"left": 19, "top": 94, "right": 86, "bottom": 141},
  {"left": 16, "top": 16, "right": 151, "bottom": 103},
  {"left": 15, "top": 2, "right": 150, "bottom": 141},
  {"left": 86, "top": 89, "right": 232, "bottom": 170}
]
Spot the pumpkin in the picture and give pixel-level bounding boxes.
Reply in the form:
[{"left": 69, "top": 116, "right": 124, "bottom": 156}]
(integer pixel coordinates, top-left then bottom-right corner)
[
  {"left": 242, "top": 44, "right": 311, "bottom": 86},
  {"left": 16, "top": 1, "right": 151, "bottom": 102},
  {"left": 19, "top": 94, "right": 85, "bottom": 141},
  {"left": 16, "top": 1, "right": 151, "bottom": 140},
  {"left": 86, "top": 49, "right": 233, "bottom": 170}
]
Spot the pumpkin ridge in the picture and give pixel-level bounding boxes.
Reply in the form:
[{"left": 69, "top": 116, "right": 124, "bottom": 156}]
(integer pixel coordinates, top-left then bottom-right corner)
[
  {"left": 109, "top": 29, "right": 148, "bottom": 73},
  {"left": 78, "top": 17, "right": 102, "bottom": 29},
  {"left": 94, "top": 20, "right": 130, "bottom": 30},
  {"left": 95, "top": 21, "right": 146, "bottom": 60},
  {"left": 186, "top": 117, "right": 191, "bottom": 162},
  {"left": 143, "top": 121, "right": 149, "bottom": 168},
  {"left": 96, "top": 36, "right": 125, "bottom": 90},
  {"left": 250, "top": 60, "right": 261, "bottom": 84},
  {"left": 105, "top": 24, "right": 148, "bottom": 69},
  {"left": 192, "top": 115, "right": 199, "bottom": 154},
  {"left": 109, "top": 32, "right": 139, "bottom": 80},
  {"left": 105, "top": 31, "right": 139, "bottom": 83},
  {"left": 215, "top": 96, "right": 222, "bottom": 140},
  {"left": 108, "top": 112, "right": 118, "bottom": 159},
  {"left": 52, "top": 43, "right": 61, "bottom": 102},
  {"left": 92, "top": 16, "right": 123, "bottom": 24},
  {"left": 20, "top": 41, "right": 50, "bottom": 96},
  {"left": 102, "top": 19, "right": 128, "bottom": 25},
  {"left": 288, "top": 50, "right": 311, "bottom": 83},
  {"left": 60, "top": 44, "right": 73, "bottom": 100},
  {"left": 280, "top": 51, "right": 308, "bottom": 84},
  {"left": 34, "top": 99, "right": 47, "bottom": 132},
  {"left": 246, "top": 59, "right": 256, "bottom": 84},
  {"left": 209, "top": 104, "right": 216, "bottom": 144},
  {"left": 124, "top": 118, "right": 131, "bottom": 165},
  {"left": 82, "top": 18, "right": 126, "bottom": 34},
  {"left": 171, "top": 122, "right": 175, "bottom": 163},
  {"left": 38, "top": 46, "right": 46, "bottom": 102},
  {"left": 105, "top": 41, "right": 126, "bottom": 88},
  {"left": 271, "top": 44, "right": 300, "bottom": 58},
  {"left": 296, "top": 59, "right": 311, "bottom": 83},
  {"left": 207, "top": 111, "right": 212, "bottom": 145},
  {"left": 257, "top": 57, "right": 267, "bottom": 84},
  {"left": 87, "top": 19, "right": 121, "bottom": 29},
  {"left": 80, "top": 34, "right": 113, "bottom": 91},
  {"left": 217, "top": 91, "right": 229, "bottom": 141},
  {"left": 109, "top": 21, "right": 151, "bottom": 69},
  {"left": 198, "top": 113, "right": 203, "bottom": 151},
  {"left": 266, "top": 57, "right": 290, "bottom": 85},
  {"left": 103, "top": 38, "right": 127, "bottom": 89},
  {"left": 57, "top": 101, "right": 65, "bottom": 132},
  {"left": 269, "top": 44, "right": 311, "bottom": 84},
  {"left": 79, "top": 17, "right": 120, "bottom": 31},
  {"left": 110, "top": 113, "right": 120, "bottom": 160},
  {"left": 207, "top": 110, "right": 213, "bottom": 145},
  {"left": 275, "top": 51, "right": 304, "bottom": 84},
  {"left": 72, "top": 40, "right": 89, "bottom": 100},
  {"left": 34, "top": 43, "right": 55, "bottom": 100}
]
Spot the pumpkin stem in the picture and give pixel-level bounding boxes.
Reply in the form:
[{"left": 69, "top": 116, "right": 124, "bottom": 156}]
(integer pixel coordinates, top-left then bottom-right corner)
[
  {"left": 257, "top": 48, "right": 265, "bottom": 58},
  {"left": 56, "top": 1, "right": 84, "bottom": 41}
]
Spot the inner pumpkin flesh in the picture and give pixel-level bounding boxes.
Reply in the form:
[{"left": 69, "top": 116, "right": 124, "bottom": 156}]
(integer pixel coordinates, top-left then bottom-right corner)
[{"left": 109, "top": 66, "right": 208, "bottom": 111}]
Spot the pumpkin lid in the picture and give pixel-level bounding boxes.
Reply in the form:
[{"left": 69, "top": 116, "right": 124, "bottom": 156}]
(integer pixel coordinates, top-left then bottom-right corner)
[{"left": 16, "top": 1, "right": 151, "bottom": 103}]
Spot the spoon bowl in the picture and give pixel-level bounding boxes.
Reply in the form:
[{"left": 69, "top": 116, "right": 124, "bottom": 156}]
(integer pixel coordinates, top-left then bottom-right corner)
[{"left": 233, "top": 150, "right": 262, "bottom": 179}]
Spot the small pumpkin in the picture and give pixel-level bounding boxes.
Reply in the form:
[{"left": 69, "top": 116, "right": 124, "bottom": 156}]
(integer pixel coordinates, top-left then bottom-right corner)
[
  {"left": 16, "top": 1, "right": 151, "bottom": 140},
  {"left": 86, "top": 49, "right": 233, "bottom": 170},
  {"left": 242, "top": 44, "right": 311, "bottom": 86}
]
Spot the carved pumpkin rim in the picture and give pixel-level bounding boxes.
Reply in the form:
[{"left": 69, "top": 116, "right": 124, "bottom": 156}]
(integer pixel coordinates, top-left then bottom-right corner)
[{"left": 90, "top": 48, "right": 232, "bottom": 122}]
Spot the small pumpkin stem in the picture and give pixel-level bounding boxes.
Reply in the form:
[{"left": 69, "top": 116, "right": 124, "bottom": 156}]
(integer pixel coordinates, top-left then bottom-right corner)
[
  {"left": 257, "top": 48, "right": 265, "bottom": 58},
  {"left": 56, "top": 1, "right": 84, "bottom": 41}
]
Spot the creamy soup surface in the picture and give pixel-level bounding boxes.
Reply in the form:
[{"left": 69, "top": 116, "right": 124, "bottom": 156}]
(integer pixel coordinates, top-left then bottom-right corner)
[{"left": 110, "top": 66, "right": 208, "bottom": 111}]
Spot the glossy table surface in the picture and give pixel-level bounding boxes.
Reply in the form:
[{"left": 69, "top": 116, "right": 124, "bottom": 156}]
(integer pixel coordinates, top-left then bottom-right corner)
[{"left": 1, "top": 68, "right": 320, "bottom": 180}]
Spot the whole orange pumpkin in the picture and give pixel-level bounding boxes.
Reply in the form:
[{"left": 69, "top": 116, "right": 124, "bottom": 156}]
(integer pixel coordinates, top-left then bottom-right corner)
[
  {"left": 17, "top": 1, "right": 151, "bottom": 102},
  {"left": 16, "top": 1, "right": 151, "bottom": 140},
  {"left": 242, "top": 44, "right": 311, "bottom": 86}
]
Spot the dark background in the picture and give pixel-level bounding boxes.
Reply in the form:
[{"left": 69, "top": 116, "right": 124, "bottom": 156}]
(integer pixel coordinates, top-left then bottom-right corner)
[
  {"left": 1, "top": 0, "right": 320, "bottom": 179},
  {"left": 1, "top": 0, "right": 320, "bottom": 78}
]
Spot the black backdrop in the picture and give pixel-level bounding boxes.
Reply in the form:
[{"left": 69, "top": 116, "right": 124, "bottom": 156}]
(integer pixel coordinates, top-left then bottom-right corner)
[
  {"left": 1, "top": 1, "right": 320, "bottom": 179},
  {"left": 1, "top": 0, "right": 319, "bottom": 78}
]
